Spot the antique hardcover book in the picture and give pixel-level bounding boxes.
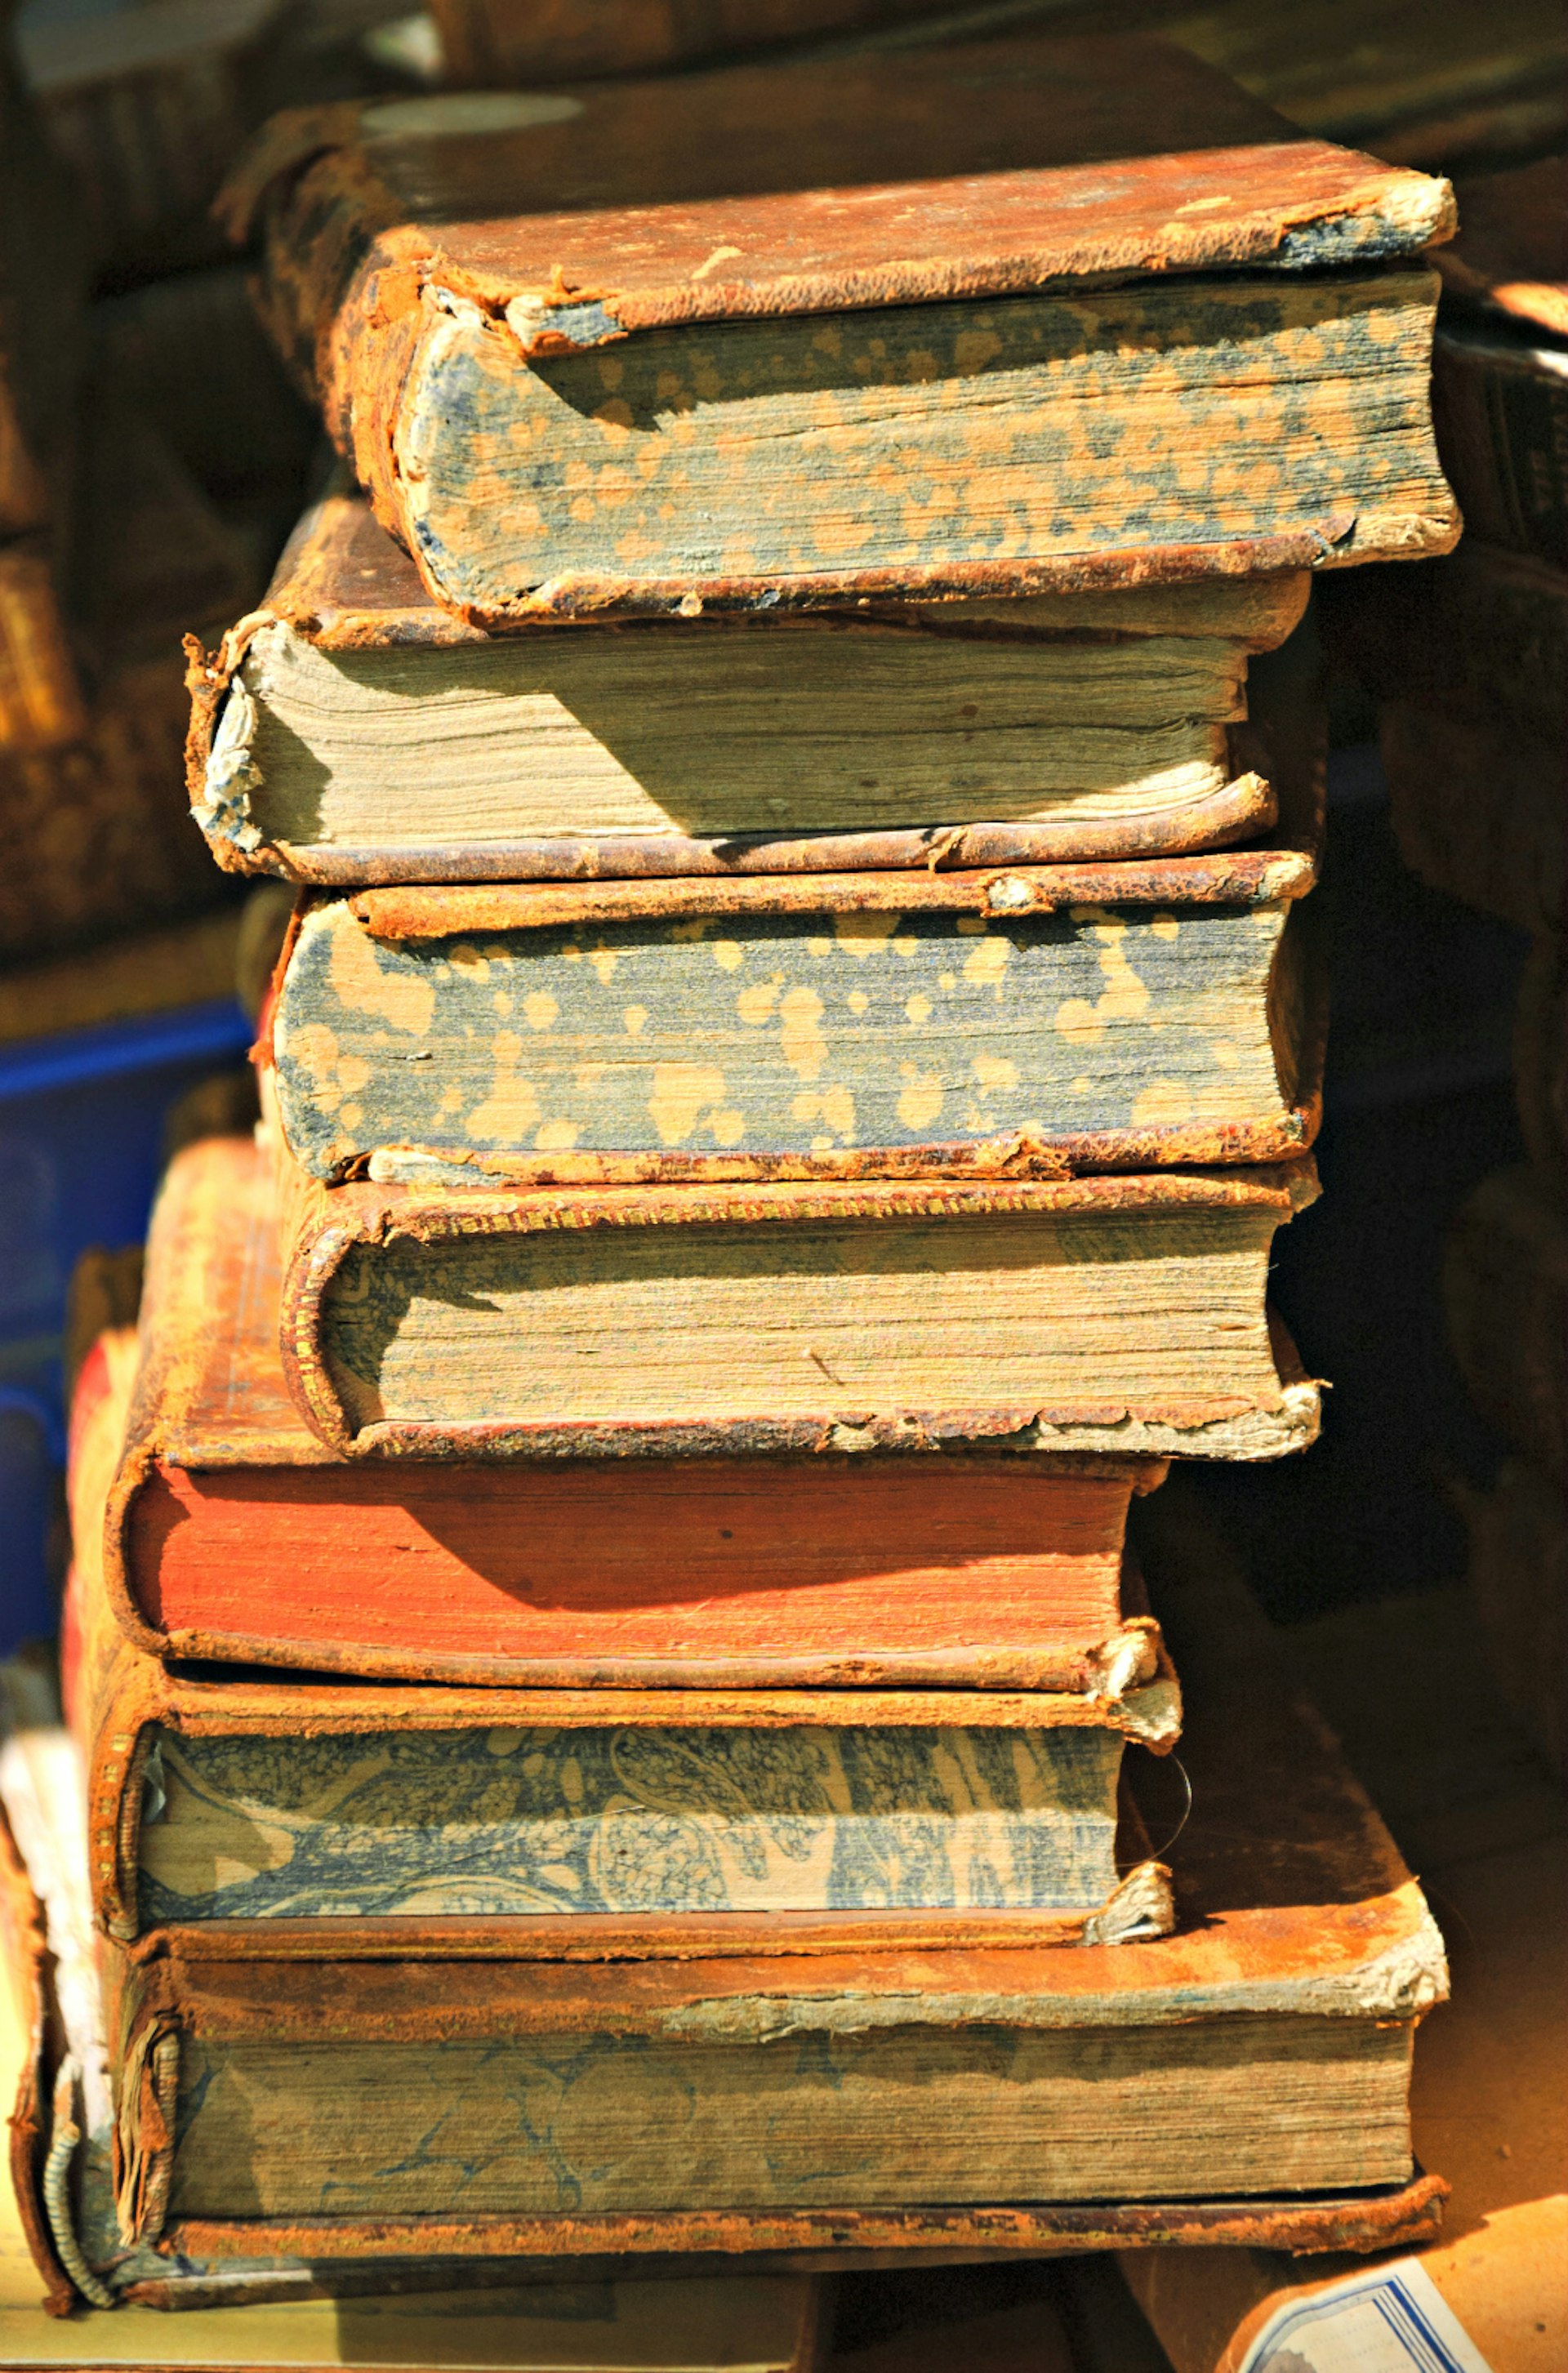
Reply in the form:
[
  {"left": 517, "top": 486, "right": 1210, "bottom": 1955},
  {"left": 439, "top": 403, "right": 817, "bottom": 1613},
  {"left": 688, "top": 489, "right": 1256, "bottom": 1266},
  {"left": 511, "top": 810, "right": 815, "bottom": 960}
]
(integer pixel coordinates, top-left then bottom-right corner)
[
  {"left": 189, "top": 492, "right": 1311, "bottom": 882},
  {"left": 264, "top": 848, "right": 1321, "bottom": 1186},
  {"left": 90, "top": 1133, "right": 1171, "bottom": 1690},
  {"left": 70, "top": 1284, "right": 1182, "bottom": 1954},
  {"left": 1445, "top": 1165, "right": 1568, "bottom": 1492},
  {"left": 271, "top": 1136, "right": 1323, "bottom": 1459},
  {"left": 56, "top": 1520, "right": 1446, "bottom": 2254},
  {"left": 216, "top": 37, "right": 1459, "bottom": 624}
]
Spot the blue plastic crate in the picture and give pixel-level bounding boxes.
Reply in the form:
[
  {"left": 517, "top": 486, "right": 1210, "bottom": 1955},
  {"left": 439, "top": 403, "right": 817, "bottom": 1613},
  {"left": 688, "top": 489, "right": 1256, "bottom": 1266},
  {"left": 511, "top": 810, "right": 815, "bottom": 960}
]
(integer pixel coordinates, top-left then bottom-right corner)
[{"left": 0, "top": 995, "right": 253, "bottom": 1650}]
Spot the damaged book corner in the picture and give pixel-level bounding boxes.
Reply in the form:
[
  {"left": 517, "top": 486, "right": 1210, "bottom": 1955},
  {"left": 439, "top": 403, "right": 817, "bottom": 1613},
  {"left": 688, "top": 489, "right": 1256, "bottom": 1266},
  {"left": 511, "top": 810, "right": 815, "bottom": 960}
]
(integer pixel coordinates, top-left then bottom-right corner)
[{"left": 0, "top": 13, "right": 1474, "bottom": 2349}]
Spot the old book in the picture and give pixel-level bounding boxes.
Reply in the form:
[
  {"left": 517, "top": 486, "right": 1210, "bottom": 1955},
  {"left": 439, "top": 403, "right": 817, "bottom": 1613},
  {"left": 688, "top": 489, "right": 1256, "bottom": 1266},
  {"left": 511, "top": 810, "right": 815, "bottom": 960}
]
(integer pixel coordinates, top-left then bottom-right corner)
[
  {"left": 93, "top": 1133, "right": 1169, "bottom": 1690},
  {"left": 273, "top": 1134, "right": 1323, "bottom": 1459},
  {"left": 189, "top": 492, "right": 1310, "bottom": 882},
  {"left": 216, "top": 38, "right": 1458, "bottom": 625},
  {"left": 1446, "top": 1165, "right": 1568, "bottom": 1491},
  {"left": 78, "top": 1556, "right": 1446, "bottom": 2254},
  {"left": 430, "top": 0, "right": 960, "bottom": 82},
  {"left": 265, "top": 848, "right": 1321, "bottom": 1186},
  {"left": 1462, "top": 1457, "right": 1568, "bottom": 1784},
  {"left": 1432, "top": 322, "right": 1568, "bottom": 571}
]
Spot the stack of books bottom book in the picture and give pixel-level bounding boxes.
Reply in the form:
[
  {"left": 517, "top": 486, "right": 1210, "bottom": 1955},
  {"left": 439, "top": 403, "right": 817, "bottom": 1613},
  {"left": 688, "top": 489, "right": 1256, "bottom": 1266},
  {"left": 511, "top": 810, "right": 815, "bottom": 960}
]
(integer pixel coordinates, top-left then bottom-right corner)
[{"left": 0, "top": 1126, "right": 1450, "bottom": 2309}]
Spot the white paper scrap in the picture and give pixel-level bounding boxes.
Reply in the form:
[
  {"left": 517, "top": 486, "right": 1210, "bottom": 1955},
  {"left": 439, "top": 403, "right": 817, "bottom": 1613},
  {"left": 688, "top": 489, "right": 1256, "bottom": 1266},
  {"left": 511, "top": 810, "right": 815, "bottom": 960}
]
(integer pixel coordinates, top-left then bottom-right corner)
[{"left": 1239, "top": 2258, "right": 1495, "bottom": 2373}]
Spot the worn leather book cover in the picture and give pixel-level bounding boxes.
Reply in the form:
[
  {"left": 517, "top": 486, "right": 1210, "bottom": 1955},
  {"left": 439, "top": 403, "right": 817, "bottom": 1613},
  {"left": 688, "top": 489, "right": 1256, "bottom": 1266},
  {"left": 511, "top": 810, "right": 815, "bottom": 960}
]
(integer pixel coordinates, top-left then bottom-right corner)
[
  {"left": 216, "top": 36, "right": 1457, "bottom": 624},
  {"left": 93, "top": 1133, "right": 1170, "bottom": 1690},
  {"left": 261, "top": 846, "right": 1323, "bottom": 1188},
  {"left": 186, "top": 489, "right": 1312, "bottom": 883},
  {"left": 1445, "top": 1165, "right": 1568, "bottom": 1492},
  {"left": 1432, "top": 322, "right": 1568, "bottom": 572},
  {"left": 61, "top": 1510, "right": 1446, "bottom": 2264},
  {"left": 0, "top": 1678, "right": 1445, "bottom": 2314},
  {"left": 271, "top": 1127, "right": 1324, "bottom": 1460}
]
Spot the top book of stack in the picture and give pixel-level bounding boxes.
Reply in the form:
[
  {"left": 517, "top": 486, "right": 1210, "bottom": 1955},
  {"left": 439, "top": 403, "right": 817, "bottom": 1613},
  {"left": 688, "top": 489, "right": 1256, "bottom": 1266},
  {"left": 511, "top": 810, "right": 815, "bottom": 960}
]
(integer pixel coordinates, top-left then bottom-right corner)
[{"left": 217, "top": 33, "right": 1459, "bottom": 630}]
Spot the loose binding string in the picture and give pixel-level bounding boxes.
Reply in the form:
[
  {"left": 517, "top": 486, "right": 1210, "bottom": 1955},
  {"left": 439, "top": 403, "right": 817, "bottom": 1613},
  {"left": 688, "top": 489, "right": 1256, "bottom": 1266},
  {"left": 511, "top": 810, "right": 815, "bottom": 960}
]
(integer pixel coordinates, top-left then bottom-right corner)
[{"left": 43, "top": 2058, "right": 116, "bottom": 2309}]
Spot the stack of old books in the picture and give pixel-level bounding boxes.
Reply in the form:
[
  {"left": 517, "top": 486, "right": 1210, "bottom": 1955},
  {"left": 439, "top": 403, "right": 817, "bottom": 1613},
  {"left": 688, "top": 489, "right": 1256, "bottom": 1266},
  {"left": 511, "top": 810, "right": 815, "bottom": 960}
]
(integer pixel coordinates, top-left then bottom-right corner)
[{"left": 4, "top": 28, "right": 1472, "bottom": 2314}]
